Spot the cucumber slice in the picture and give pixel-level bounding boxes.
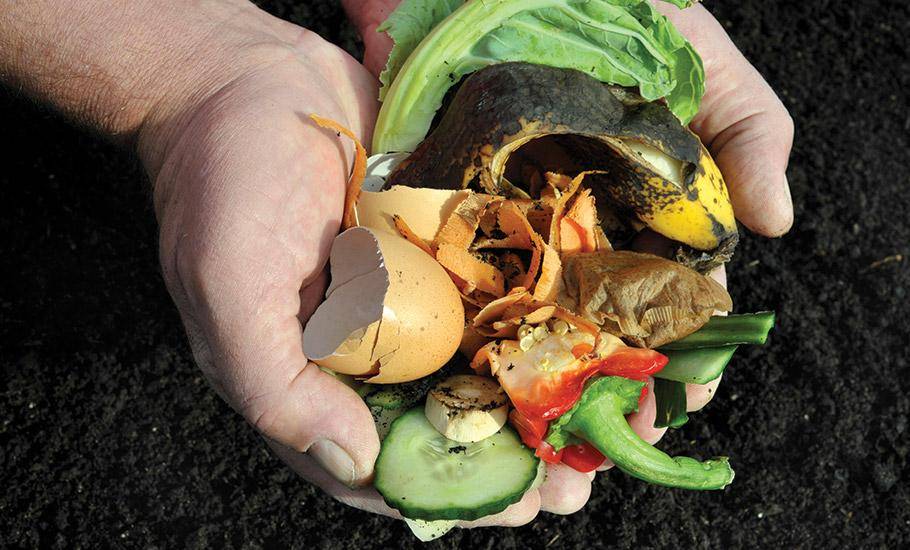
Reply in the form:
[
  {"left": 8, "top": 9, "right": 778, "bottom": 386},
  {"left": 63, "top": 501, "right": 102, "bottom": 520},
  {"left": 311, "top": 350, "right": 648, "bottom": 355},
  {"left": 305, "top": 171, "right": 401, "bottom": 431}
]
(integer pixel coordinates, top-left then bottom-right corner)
[
  {"left": 363, "top": 385, "right": 414, "bottom": 409},
  {"left": 372, "top": 406, "right": 408, "bottom": 441},
  {"left": 653, "top": 378, "right": 689, "bottom": 429},
  {"left": 362, "top": 362, "right": 461, "bottom": 410},
  {"left": 654, "top": 346, "right": 738, "bottom": 384},
  {"left": 375, "top": 408, "right": 540, "bottom": 521},
  {"left": 403, "top": 519, "right": 457, "bottom": 542},
  {"left": 661, "top": 312, "right": 775, "bottom": 350},
  {"left": 363, "top": 380, "right": 435, "bottom": 410}
]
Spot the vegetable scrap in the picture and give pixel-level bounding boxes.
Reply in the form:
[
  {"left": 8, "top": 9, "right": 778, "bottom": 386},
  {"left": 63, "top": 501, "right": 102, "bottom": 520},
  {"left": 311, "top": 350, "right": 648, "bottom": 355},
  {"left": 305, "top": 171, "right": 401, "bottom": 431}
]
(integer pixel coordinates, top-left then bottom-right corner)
[{"left": 301, "top": 0, "right": 780, "bottom": 537}]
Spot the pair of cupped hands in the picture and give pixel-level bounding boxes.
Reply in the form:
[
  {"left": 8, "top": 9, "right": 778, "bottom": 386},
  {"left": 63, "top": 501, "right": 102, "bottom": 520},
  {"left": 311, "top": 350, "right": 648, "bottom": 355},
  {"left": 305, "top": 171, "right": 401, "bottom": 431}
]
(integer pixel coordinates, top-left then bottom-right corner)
[{"left": 142, "top": 0, "right": 793, "bottom": 527}]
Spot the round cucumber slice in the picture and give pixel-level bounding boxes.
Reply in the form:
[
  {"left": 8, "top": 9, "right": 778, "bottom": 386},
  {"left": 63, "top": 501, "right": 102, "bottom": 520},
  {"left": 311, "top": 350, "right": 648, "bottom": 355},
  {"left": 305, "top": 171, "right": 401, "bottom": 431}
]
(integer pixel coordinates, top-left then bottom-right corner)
[{"left": 374, "top": 407, "right": 540, "bottom": 521}]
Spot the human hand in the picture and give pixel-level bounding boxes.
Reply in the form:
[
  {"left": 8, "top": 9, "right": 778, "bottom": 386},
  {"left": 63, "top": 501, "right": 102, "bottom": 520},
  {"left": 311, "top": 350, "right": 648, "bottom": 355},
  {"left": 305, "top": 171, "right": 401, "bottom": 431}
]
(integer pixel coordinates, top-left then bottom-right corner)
[
  {"left": 139, "top": 5, "right": 397, "bottom": 517},
  {"left": 611, "top": 1, "right": 796, "bottom": 457},
  {"left": 344, "top": 0, "right": 791, "bottom": 486},
  {"left": 138, "top": 2, "right": 572, "bottom": 528},
  {"left": 1, "top": 0, "right": 417, "bottom": 526}
]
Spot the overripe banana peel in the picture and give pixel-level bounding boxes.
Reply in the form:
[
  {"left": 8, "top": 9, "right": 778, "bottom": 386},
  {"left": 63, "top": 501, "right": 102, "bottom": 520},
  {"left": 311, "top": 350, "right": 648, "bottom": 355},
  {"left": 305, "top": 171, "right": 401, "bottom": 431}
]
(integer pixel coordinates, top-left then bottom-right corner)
[{"left": 387, "top": 62, "right": 738, "bottom": 272}]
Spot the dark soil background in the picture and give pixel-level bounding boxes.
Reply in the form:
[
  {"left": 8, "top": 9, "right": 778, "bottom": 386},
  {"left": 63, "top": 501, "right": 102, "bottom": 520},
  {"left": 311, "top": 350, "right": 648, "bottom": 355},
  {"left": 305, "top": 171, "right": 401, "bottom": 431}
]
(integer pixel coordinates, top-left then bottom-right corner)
[{"left": 2, "top": 0, "right": 908, "bottom": 548}]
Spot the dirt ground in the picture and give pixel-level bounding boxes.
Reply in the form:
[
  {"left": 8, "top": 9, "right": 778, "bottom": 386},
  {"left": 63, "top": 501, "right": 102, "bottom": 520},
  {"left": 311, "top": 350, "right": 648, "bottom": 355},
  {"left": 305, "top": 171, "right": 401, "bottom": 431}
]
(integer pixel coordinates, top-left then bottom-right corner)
[{"left": 1, "top": 0, "right": 908, "bottom": 548}]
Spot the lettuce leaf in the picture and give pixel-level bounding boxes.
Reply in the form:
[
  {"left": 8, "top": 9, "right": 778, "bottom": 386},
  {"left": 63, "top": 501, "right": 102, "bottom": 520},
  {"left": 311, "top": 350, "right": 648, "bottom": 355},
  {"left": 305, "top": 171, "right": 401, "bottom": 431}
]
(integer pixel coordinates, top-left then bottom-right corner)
[
  {"left": 377, "top": 0, "right": 464, "bottom": 102},
  {"left": 658, "top": 0, "right": 697, "bottom": 8},
  {"left": 373, "top": 0, "right": 704, "bottom": 154}
]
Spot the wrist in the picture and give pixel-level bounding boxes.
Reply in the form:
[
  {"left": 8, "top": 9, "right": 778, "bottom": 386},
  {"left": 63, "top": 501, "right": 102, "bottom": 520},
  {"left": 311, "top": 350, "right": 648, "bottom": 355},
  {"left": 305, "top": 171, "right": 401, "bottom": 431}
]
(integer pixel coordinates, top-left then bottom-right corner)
[
  {"left": 134, "top": 2, "right": 304, "bottom": 179},
  {"left": 0, "top": 0, "right": 301, "bottom": 168}
]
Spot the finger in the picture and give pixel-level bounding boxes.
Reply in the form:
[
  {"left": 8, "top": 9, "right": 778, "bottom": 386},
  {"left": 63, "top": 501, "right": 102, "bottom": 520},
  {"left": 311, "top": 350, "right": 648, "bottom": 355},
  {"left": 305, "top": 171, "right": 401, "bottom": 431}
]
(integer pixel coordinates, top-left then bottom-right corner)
[
  {"left": 341, "top": 0, "right": 399, "bottom": 78},
  {"left": 683, "top": 265, "right": 726, "bottom": 411},
  {"left": 686, "top": 375, "right": 723, "bottom": 412},
  {"left": 538, "top": 463, "right": 593, "bottom": 515},
  {"left": 268, "top": 439, "right": 402, "bottom": 518},
  {"left": 156, "top": 100, "right": 381, "bottom": 488},
  {"left": 597, "top": 377, "right": 668, "bottom": 471},
  {"left": 457, "top": 489, "right": 541, "bottom": 528},
  {"left": 657, "top": 3, "right": 794, "bottom": 237},
  {"left": 709, "top": 264, "right": 728, "bottom": 289},
  {"left": 275, "top": 435, "right": 543, "bottom": 529},
  {"left": 627, "top": 377, "right": 668, "bottom": 445}
]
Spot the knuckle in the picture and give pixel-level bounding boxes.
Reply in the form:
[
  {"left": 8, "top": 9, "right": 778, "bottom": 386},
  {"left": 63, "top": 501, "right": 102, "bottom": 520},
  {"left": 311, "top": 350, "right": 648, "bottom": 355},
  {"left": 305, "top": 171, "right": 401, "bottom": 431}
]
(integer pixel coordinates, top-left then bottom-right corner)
[
  {"left": 250, "top": 405, "right": 280, "bottom": 439},
  {"left": 772, "top": 107, "right": 795, "bottom": 147},
  {"left": 544, "top": 491, "right": 589, "bottom": 516},
  {"left": 237, "top": 364, "right": 320, "bottom": 450},
  {"left": 241, "top": 391, "right": 285, "bottom": 441},
  {"left": 761, "top": 97, "right": 795, "bottom": 152}
]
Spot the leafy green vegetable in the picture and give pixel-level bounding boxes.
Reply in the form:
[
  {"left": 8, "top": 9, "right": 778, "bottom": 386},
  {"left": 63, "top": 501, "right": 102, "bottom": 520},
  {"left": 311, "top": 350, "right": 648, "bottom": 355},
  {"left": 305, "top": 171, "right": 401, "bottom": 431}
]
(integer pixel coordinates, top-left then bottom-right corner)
[
  {"left": 653, "top": 378, "right": 689, "bottom": 429},
  {"left": 654, "top": 311, "right": 775, "bottom": 384},
  {"left": 377, "top": 0, "right": 463, "bottom": 102},
  {"left": 654, "top": 0, "right": 697, "bottom": 8},
  {"left": 661, "top": 312, "right": 777, "bottom": 350},
  {"left": 374, "top": 0, "right": 704, "bottom": 153},
  {"left": 546, "top": 376, "right": 733, "bottom": 490},
  {"left": 655, "top": 346, "right": 738, "bottom": 384}
]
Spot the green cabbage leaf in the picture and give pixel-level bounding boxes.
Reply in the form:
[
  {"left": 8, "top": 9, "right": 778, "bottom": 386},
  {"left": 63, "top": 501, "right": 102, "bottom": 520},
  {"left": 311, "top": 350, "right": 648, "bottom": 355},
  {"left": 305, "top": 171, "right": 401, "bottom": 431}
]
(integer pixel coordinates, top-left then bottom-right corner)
[
  {"left": 373, "top": 0, "right": 704, "bottom": 154},
  {"left": 377, "top": 0, "right": 464, "bottom": 102}
]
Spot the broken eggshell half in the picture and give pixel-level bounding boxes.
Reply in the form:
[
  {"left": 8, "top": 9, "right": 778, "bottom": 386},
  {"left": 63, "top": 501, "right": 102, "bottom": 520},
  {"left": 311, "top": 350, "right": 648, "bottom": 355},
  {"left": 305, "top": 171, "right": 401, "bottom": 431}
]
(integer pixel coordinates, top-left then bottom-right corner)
[
  {"left": 357, "top": 153, "right": 471, "bottom": 242},
  {"left": 303, "top": 227, "right": 464, "bottom": 383}
]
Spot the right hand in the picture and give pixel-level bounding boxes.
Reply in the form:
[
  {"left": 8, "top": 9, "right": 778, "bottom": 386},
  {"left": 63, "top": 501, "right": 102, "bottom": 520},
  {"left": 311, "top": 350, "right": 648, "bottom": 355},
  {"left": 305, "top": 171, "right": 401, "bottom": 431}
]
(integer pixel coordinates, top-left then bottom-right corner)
[
  {"left": 140, "top": 2, "right": 392, "bottom": 519},
  {"left": 344, "top": 0, "right": 790, "bottom": 500},
  {"left": 138, "top": 0, "right": 572, "bottom": 528}
]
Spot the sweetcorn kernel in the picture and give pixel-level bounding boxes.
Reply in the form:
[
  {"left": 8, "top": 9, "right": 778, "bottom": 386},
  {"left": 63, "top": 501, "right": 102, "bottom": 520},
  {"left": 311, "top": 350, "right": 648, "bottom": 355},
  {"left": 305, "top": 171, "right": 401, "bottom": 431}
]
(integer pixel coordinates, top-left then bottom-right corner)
[
  {"left": 519, "top": 334, "right": 536, "bottom": 352},
  {"left": 551, "top": 320, "right": 569, "bottom": 335},
  {"left": 517, "top": 324, "right": 533, "bottom": 340}
]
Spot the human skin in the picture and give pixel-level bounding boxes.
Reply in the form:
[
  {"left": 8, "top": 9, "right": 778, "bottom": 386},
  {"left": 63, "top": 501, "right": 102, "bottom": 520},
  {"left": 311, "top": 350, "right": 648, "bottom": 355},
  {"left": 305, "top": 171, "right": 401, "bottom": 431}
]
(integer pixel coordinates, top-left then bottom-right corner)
[
  {"left": 343, "top": 0, "right": 794, "bottom": 487},
  {"left": 1, "top": 0, "right": 793, "bottom": 528}
]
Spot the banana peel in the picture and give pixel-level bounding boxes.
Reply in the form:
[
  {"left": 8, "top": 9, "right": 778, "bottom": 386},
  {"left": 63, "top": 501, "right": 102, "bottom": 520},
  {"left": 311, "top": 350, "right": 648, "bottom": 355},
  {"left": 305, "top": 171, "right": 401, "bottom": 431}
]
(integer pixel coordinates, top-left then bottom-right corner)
[{"left": 387, "top": 62, "right": 738, "bottom": 272}]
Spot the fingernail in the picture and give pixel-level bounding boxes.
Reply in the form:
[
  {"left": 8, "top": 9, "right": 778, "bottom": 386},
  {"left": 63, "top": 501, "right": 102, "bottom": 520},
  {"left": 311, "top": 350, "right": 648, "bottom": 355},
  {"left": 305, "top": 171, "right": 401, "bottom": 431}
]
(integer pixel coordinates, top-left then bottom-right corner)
[{"left": 309, "top": 439, "right": 356, "bottom": 487}]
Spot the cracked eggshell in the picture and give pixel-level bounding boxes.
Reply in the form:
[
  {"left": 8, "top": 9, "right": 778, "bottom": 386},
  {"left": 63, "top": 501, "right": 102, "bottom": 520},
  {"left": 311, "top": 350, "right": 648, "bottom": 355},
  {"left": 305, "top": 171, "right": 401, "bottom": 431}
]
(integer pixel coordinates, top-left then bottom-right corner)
[
  {"left": 357, "top": 153, "right": 471, "bottom": 242},
  {"left": 303, "top": 227, "right": 464, "bottom": 383}
]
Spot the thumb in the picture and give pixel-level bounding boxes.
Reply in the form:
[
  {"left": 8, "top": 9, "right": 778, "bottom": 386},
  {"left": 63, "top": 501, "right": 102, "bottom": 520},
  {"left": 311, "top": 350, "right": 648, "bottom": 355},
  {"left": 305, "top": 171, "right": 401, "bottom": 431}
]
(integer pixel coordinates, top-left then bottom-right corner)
[
  {"left": 658, "top": 3, "right": 795, "bottom": 237},
  {"left": 160, "top": 212, "right": 379, "bottom": 489},
  {"left": 249, "top": 360, "right": 380, "bottom": 488}
]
